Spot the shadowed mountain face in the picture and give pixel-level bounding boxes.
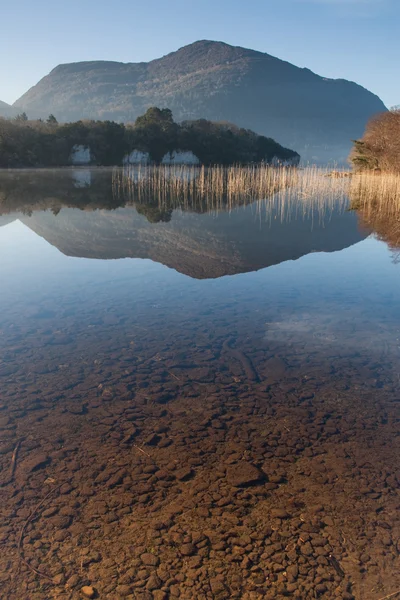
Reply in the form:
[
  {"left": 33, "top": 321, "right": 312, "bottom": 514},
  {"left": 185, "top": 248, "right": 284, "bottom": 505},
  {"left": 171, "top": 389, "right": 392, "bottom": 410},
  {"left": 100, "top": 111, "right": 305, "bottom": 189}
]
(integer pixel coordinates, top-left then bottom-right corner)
[
  {"left": 0, "top": 169, "right": 367, "bottom": 279},
  {"left": 14, "top": 40, "right": 386, "bottom": 163}
]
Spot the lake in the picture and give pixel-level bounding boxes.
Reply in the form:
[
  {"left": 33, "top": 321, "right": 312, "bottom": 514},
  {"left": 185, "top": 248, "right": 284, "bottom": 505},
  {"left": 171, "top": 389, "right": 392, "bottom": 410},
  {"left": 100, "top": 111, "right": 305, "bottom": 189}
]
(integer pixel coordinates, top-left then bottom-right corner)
[{"left": 0, "top": 168, "right": 399, "bottom": 600}]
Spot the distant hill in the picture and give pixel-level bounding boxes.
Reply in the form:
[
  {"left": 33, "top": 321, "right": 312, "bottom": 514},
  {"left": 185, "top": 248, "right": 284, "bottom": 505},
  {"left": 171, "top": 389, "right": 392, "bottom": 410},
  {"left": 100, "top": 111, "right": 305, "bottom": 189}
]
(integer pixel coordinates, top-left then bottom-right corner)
[
  {"left": 14, "top": 40, "right": 386, "bottom": 163},
  {"left": 0, "top": 100, "right": 17, "bottom": 118}
]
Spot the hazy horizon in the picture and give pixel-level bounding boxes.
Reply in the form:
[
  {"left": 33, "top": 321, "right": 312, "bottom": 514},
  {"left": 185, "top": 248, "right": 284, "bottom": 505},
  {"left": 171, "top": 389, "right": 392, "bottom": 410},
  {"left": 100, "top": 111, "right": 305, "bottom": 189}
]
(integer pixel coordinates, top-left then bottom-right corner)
[{"left": 0, "top": 0, "right": 398, "bottom": 108}]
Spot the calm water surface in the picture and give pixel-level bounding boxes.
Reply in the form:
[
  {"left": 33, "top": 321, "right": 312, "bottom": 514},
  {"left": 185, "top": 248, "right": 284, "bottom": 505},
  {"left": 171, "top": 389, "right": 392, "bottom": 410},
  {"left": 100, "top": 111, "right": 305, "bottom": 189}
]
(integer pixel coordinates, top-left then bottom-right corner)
[{"left": 0, "top": 170, "right": 399, "bottom": 600}]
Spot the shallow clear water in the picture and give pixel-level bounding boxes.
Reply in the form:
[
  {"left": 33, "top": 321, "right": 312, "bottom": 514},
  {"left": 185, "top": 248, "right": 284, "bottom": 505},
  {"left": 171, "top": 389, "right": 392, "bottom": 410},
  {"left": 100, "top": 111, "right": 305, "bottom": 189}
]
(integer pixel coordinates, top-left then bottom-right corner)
[{"left": 0, "top": 170, "right": 399, "bottom": 600}]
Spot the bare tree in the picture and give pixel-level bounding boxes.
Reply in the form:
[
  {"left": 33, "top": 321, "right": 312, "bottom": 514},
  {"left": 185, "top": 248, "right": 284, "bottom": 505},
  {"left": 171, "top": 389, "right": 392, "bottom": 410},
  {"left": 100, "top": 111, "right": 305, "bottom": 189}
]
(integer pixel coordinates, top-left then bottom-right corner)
[{"left": 351, "top": 109, "right": 400, "bottom": 173}]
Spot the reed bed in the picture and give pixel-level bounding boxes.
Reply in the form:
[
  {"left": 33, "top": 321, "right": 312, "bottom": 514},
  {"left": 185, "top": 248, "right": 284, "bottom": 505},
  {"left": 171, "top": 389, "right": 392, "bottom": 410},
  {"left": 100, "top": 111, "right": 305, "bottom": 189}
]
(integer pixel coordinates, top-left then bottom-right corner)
[
  {"left": 112, "top": 164, "right": 351, "bottom": 217},
  {"left": 113, "top": 165, "right": 400, "bottom": 232}
]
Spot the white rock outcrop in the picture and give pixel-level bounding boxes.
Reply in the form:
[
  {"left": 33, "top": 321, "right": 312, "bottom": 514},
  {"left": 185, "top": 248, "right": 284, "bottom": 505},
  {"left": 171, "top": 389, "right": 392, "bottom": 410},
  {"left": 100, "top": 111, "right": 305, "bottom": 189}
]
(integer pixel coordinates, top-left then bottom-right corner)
[
  {"left": 161, "top": 151, "right": 200, "bottom": 165},
  {"left": 123, "top": 150, "right": 200, "bottom": 165},
  {"left": 123, "top": 150, "right": 150, "bottom": 165},
  {"left": 70, "top": 145, "right": 91, "bottom": 165}
]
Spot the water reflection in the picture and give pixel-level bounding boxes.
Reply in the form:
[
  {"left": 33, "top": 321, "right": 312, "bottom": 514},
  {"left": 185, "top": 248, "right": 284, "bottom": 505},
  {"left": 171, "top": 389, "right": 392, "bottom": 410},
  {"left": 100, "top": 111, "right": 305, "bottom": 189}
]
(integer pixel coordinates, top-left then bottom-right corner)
[
  {"left": 0, "top": 169, "right": 399, "bottom": 600},
  {"left": 349, "top": 174, "right": 400, "bottom": 261},
  {"left": 0, "top": 169, "right": 366, "bottom": 278}
]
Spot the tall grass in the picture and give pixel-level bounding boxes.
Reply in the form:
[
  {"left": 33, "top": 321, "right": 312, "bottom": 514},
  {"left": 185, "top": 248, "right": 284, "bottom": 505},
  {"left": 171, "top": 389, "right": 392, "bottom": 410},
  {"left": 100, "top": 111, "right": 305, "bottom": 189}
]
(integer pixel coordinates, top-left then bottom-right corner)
[
  {"left": 113, "top": 164, "right": 351, "bottom": 212},
  {"left": 114, "top": 165, "right": 400, "bottom": 238}
]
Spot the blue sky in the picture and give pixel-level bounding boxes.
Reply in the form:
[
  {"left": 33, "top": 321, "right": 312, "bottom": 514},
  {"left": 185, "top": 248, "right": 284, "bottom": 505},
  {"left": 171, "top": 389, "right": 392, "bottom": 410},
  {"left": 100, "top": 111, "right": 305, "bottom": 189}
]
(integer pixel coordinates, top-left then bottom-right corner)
[{"left": 1, "top": 0, "right": 398, "bottom": 107}]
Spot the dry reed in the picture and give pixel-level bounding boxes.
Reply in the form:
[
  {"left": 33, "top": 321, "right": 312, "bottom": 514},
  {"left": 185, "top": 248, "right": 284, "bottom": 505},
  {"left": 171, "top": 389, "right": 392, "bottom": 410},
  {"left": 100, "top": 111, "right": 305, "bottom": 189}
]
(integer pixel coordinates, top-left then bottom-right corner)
[
  {"left": 114, "top": 166, "right": 400, "bottom": 236},
  {"left": 113, "top": 164, "right": 350, "bottom": 213}
]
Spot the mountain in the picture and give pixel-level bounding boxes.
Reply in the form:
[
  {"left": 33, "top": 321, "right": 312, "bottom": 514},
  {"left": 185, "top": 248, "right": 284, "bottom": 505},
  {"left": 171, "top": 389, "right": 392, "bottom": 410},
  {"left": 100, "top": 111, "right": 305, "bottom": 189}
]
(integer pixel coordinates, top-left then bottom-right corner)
[
  {"left": 0, "top": 100, "right": 17, "bottom": 118},
  {"left": 14, "top": 40, "right": 386, "bottom": 163}
]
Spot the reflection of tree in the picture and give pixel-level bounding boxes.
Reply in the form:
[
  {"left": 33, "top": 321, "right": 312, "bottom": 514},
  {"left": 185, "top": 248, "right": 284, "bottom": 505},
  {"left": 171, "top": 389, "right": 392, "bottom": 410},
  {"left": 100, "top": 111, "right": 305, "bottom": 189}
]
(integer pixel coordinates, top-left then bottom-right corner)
[
  {"left": 349, "top": 176, "right": 400, "bottom": 259},
  {"left": 352, "top": 207, "right": 400, "bottom": 251},
  {"left": 391, "top": 250, "right": 400, "bottom": 265},
  {"left": 0, "top": 166, "right": 293, "bottom": 223},
  {"left": 0, "top": 168, "right": 264, "bottom": 221},
  {"left": 0, "top": 170, "right": 120, "bottom": 216},
  {"left": 135, "top": 204, "right": 173, "bottom": 223}
]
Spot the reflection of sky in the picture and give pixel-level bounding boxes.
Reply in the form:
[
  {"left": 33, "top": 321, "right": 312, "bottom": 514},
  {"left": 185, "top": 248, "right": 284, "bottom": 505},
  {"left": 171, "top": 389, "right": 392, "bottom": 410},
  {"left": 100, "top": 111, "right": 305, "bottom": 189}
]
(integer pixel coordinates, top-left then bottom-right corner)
[
  {"left": 0, "top": 220, "right": 170, "bottom": 301},
  {"left": 1, "top": 220, "right": 400, "bottom": 362}
]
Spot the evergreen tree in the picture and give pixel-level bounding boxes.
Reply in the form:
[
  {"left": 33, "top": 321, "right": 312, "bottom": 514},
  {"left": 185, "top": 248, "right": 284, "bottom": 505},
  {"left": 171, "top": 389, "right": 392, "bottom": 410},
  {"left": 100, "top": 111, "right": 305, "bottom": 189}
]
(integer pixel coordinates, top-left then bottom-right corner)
[{"left": 15, "top": 112, "right": 28, "bottom": 122}]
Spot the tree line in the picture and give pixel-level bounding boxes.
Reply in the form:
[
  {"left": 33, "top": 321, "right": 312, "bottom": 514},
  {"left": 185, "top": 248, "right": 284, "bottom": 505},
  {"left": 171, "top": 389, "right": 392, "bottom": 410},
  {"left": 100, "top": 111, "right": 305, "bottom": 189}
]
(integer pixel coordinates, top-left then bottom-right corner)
[
  {"left": 350, "top": 109, "right": 400, "bottom": 173},
  {"left": 0, "top": 107, "right": 299, "bottom": 168}
]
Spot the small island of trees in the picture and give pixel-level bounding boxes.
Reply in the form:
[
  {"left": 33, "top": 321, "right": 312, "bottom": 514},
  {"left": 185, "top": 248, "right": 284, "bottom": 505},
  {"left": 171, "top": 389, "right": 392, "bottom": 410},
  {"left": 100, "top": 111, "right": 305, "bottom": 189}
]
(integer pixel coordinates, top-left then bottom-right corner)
[{"left": 0, "top": 107, "right": 300, "bottom": 168}]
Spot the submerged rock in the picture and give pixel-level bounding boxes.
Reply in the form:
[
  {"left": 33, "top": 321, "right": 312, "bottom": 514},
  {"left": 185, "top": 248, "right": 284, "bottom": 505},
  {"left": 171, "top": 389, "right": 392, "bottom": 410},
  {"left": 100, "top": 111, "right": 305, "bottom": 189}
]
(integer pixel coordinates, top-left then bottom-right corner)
[{"left": 226, "top": 462, "right": 265, "bottom": 487}]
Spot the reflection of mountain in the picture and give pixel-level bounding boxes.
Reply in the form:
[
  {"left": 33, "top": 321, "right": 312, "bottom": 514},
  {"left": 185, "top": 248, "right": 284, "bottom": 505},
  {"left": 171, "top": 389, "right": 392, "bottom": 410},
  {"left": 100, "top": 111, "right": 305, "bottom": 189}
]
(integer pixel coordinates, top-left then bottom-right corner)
[
  {"left": 0, "top": 169, "right": 368, "bottom": 279},
  {"left": 17, "top": 201, "right": 366, "bottom": 279},
  {"left": 0, "top": 214, "right": 19, "bottom": 228}
]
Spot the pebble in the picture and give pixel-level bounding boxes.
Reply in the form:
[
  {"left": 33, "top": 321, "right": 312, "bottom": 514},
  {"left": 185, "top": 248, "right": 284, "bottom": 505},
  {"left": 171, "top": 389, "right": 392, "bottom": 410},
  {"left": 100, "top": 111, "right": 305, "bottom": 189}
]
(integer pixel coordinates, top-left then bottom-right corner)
[
  {"left": 175, "top": 467, "right": 194, "bottom": 481},
  {"left": 270, "top": 509, "right": 291, "bottom": 519},
  {"left": 153, "top": 592, "right": 168, "bottom": 600},
  {"left": 210, "top": 577, "right": 228, "bottom": 595},
  {"left": 146, "top": 574, "right": 162, "bottom": 590},
  {"left": 116, "top": 584, "right": 132, "bottom": 596},
  {"left": 180, "top": 543, "right": 196, "bottom": 556},
  {"left": 301, "top": 542, "right": 314, "bottom": 556},
  {"left": 81, "top": 586, "right": 96, "bottom": 598},
  {"left": 66, "top": 574, "right": 80, "bottom": 588},
  {"left": 141, "top": 552, "right": 160, "bottom": 566},
  {"left": 50, "top": 515, "right": 71, "bottom": 529}
]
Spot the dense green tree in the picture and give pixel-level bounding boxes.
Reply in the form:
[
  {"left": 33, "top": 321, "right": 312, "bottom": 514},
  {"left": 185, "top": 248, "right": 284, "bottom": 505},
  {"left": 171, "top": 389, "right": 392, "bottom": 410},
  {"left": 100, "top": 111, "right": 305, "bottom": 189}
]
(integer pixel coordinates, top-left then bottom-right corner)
[
  {"left": 0, "top": 108, "right": 299, "bottom": 168},
  {"left": 131, "top": 107, "right": 179, "bottom": 163},
  {"left": 86, "top": 121, "right": 129, "bottom": 166},
  {"left": 179, "top": 120, "right": 297, "bottom": 166}
]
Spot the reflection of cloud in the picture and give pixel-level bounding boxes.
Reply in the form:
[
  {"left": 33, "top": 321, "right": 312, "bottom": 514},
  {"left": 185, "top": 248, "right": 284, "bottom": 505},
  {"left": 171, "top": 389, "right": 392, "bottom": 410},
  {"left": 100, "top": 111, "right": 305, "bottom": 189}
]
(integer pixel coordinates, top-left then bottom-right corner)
[
  {"left": 265, "top": 314, "right": 338, "bottom": 345},
  {"left": 264, "top": 311, "right": 400, "bottom": 357}
]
